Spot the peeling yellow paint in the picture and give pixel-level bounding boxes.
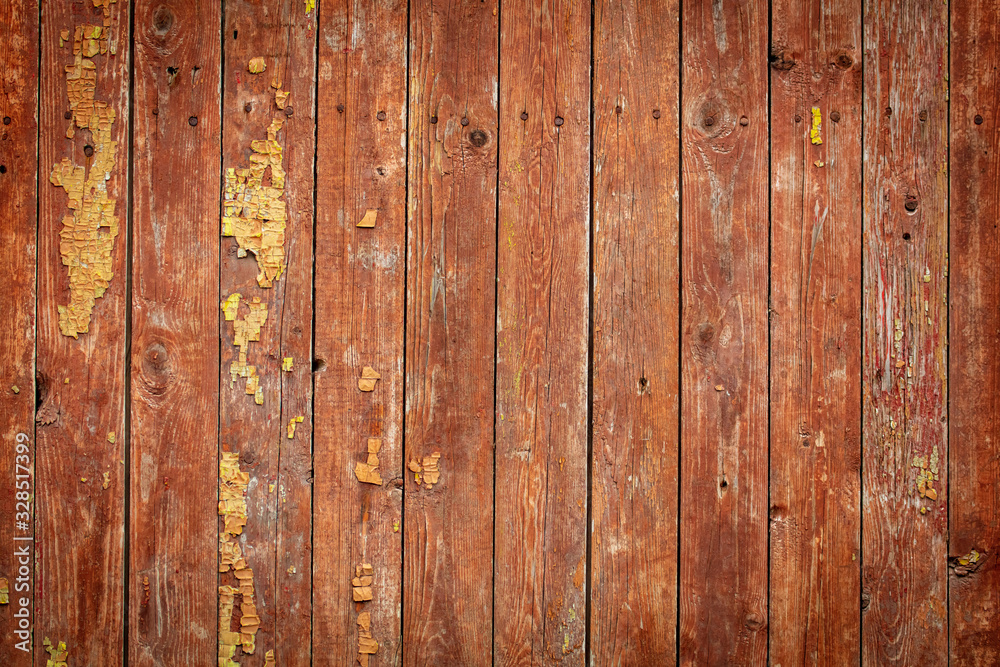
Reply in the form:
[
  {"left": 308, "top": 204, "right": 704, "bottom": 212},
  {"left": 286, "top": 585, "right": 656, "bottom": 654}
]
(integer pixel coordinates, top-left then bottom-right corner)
[
  {"left": 407, "top": 452, "right": 441, "bottom": 489},
  {"left": 43, "top": 638, "right": 68, "bottom": 667},
  {"left": 51, "top": 22, "right": 121, "bottom": 338},
  {"left": 102, "top": 471, "right": 111, "bottom": 489},
  {"left": 222, "top": 293, "right": 268, "bottom": 405},
  {"left": 219, "top": 451, "right": 260, "bottom": 661},
  {"left": 222, "top": 118, "right": 287, "bottom": 288},
  {"left": 248, "top": 57, "right": 266, "bottom": 74},
  {"left": 282, "top": 357, "right": 294, "bottom": 372},
  {"left": 287, "top": 415, "right": 303, "bottom": 439},
  {"left": 264, "top": 650, "right": 276, "bottom": 666},
  {"left": 357, "top": 209, "right": 378, "bottom": 228},
  {"left": 355, "top": 437, "right": 383, "bottom": 485},
  {"left": 107, "top": 431, "right": 116, "bottom": 443},
  {"left": 358, "top": 366, "right": 380, "bottom": 392},
  {"left": 912, "top": 446, "right": 940, "bottom": 503},
  {"left": 11, "top": 385, "right": 19, "bottom": 394},
  {"left": 0, "top": 577, "right": 8, "bottom": 604},
  {"left": 305, "top": 0, "right": 315, "bottom": 13},
  {"left": 810, "top": 107, "right": 823, "bottom": 145}
]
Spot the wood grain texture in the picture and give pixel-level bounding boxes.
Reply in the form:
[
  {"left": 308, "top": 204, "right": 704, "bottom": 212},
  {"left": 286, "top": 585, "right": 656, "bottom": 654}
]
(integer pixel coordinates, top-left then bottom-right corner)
[
  {"left": 768, "top": 1, "right": 863, "bottom": 663},
  {"left": 495, "top": 0, "right": 590, "bottom": 663},
  {"left": 130, "top": 0, "right": 220, "bottom": 663},
  {"left": 589, "top": 1, "right": 679, "bottom": 663},
  {"left": 862, "top": 0, "right": 948, "bottom": 663},
  {"left": 949, "top": 0, "right": 1000, "bottom": 662},
  {"left": 36, "top": 0, "right": 129, "bottom": 662},
  {"left": 313, "top": 1, "right": 406, "bottom": 664},
  {"left": 0, "top": 2, "right": 37, "bottom": 664},
  {"left": 403, "top": 1, "right": 497, "bottom": 664},
  {"left": 678, "top": 0, "right": 769, "bottom": 663},
  {"left": 220, "top": 2, "right": 316, "bottom": 664}
]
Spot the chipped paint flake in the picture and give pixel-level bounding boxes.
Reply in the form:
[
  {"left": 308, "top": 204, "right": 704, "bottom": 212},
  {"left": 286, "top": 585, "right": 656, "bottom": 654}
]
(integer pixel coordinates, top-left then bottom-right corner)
[
  {"left": 357, "top": 209, "right": 378, "bottom": 228},
  {"left": 43, "top": 637, "right": 69, "bottom": 667},
  {"left": 912, "top": 446, "right": 940, "bottom": 504},
  {"left": 222, "top": 118, "right": 287, "bottom": 288},
  {"left": 282, "top": 356, "right": 294, "bottom": 372},
  {"left": 358, "top": 366, "right": 380, "bottom": 392},
  {"left": 107, "top": 431, "right": 116, "bottom": 443},
  {"left": 355, "top": 437, "right": 383, "bottom": 485},
  {"left": 810, "top": 106, "right": 823, "bottom": 145},
  {"left": 248, "top": 57, "right": 266, "bottom": 74},
  {"left": 305, "top": 0, "right": 315, "bottom": 13},
  {"left": 222, "top": 293, "right": 268, "bottom": 405},
  {"left": 408, "top": 452, "right": 441, "bottom": 489},
  {"left": 0, "top": 577, "right": 8, "bottom": 604},
  {"left": 51, "top": 22, "right": 121, "bottom": 338},
  {"left": 102, "top": 471, "right": 110, "bottom": 489},
  {"left": 287, "top": 415, "right": 304, "bottom": 439},
  {"left": 219, "top": 451, "right": 260, "bottom": 661}
]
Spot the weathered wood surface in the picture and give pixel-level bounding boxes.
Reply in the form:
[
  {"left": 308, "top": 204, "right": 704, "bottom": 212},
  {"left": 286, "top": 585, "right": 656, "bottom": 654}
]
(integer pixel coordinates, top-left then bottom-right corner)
[
  {"left": 404, "top": 1, "right": 497, "bottom": 664},
  {"left": 130, "top": 0, "right": 221, "bottom": 663},
  {"left": 678, "top": 0, "right": 769, "bottom": 663},
  {"left": 36, "top": 0, "right": 130, "bottom": 663},
  {"left": 590, "top": 0, "right": 680, "bottom": 663},
  {"left": 950, "top": 0, "right": 1000, "bottom": 662},
  {"left": 6, "top": 2, "right": 1000, "bottom": 664},
  {"left": 862, "top": 0, "right": 949, "bottom": 663},
  {"left": 494, "top": 0, "right": 591, "bottom": 663},
  {"left": 0, "top": 2, "right": 37, "bottom": 665},
  {"left": 313, "top": 1, "right": 407, "bottom": 664},
  {"left": 769, "top": 0, "right": 863, "bottom": 664},
  {"left": 219, "top": 1, "right": 316, "bottom": 664}
]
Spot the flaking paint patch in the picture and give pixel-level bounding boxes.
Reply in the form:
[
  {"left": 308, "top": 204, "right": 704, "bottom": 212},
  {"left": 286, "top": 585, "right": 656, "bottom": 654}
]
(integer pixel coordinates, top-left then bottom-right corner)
[
  {"left": 51, "top": 18, "right": 121, "bottom": 338},
  {"left": 0, "top": 577, "right": 8, "bottom": 604},
  {"left": 43, "top": 637, "right": 68, "bottom": 667},
  {"left": 353, "top": 567, "right": 379, "bottom": 664},
  {"left": 222, "top": 118, "right": 288, "bottom": 288},
  {"left": 219, "top": 451, "right": 261, "bottom": 663},
  {"left": 222, "top": 293, "right": 268, "bottom": 405},
  {"left": 810, "top": 107, "right": 823, "bottom": 145},
  {"left": 354, "top": 437, "right": 383, "bottom": 485}
]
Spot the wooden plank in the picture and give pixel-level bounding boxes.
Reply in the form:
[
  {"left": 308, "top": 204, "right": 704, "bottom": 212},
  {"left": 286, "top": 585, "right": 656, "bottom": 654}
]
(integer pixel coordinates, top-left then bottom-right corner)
[
  {"left": 313, "top": 1, "right": 406, "bottom": 664},
  {"left": 677, "top": 0, "right": 769, "bottom": 663},
  {"left": 35, "top": 0, "right": 129, "bottom": 662},
  {"left": 861, "top": 0, "right": 948, "bottom": 662},
  {"left": 768, "top": 1, "right": 863, "bottom": 663},
  {"left": 949, "top": 0, "right": 1000, "bottom": 662},
  {"left": 0, "top": 1, "right": 37, "bottom": 664},
  {"left": 130, "top": 0, "right": 221, "bottom": 663},
  {"left": 589, "top": 0, "right": 680, "bottom": 663},
  {"left": 403, "top": 1, "right": 497, "bottom": 664},
  {"left": 494, "top": 0, "right": 590, "bottom": 662},
  {"left": 219, "top": 1, "right": 316, "bottom": 664}
]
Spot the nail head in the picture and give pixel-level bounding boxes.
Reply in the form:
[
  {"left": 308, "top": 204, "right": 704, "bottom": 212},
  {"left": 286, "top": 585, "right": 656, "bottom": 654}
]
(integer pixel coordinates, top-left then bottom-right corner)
[
  {"left": 831, "top": 111, "right": 841, "bottom": 122},
  {"left": 975, "top": 114, "right": 984, "bottom": 125},
  {"left": 653, "top": 109, "right": 661, "bottom": 119},
  {"left": 284, "top": 106, "right": 294, "bottom": 117},
  {"left": 430, "top": 115, "right": 438, "bottom": 124},
  {"left": 376, "top": 111, "right": 386, "bottom": 121},
  {"left": 244, "top": 102, "right": 253, "bottom": 113},
  {"left": 519, "top": 111, "right": 528, "bottom": 121},
  {"left": 188, "top": 116, "right": 198, "bottom": 126},
  {"left": 554, "top": 116, "right": 564, "bottom": 126},
  {"left": 2, "top": 117, "right": 10, "bottom": 125},
  {"left": 65, "top": 111, "right": 73, "bottom": 120},
  {"left": 83, "top": 145, "right": 94, "bottom": 157},
  {"left": 739, "top": 116, "right": 749, "bottom": 126}
]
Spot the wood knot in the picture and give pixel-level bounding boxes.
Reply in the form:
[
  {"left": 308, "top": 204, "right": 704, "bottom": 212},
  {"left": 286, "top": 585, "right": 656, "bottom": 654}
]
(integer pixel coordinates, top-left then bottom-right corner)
[
  {"left": 697, "top": 322, "right": 714, "bottom": 343},
  {"left": 904, "top": 194, "right": 918, "bottom": 212},
  {"left": 769, "top": 49, "right": 796, "bottom": 71},
  {"left": 744, "top": 613, "right": 765, "bottom": 631},
  {"left": 152, "top": 6, "right": 174, "bottom": 34},
  {"left": 469, "top": 129, "right": 488, "bottom": 147},
  {"left": 140, "top": 342, "right": 171, "bottom": 396},
  {"left": 835, "top": 53, "right": 854, "bottom": 69}
]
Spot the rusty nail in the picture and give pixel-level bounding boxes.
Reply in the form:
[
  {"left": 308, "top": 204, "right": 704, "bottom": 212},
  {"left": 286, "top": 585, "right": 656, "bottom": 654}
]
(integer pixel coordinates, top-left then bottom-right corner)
[
  {"left": 376, "top": 110, "right": 386, "bottom": 121},
  {"left": 615, "top": 105, "right": 622, "bottom": 114},
  {"left": 337, "top": 103, "right": 345, "bottom": 113},
  {"left": 188, "top": 116, "right": 198, "bottom": 126},
  {"left": 739, "top": 116, "right": 749, "bottom": 126},
  {"left": 461, "top": 117, "right": 470, "bottom": 126},
  {"left": 284, "top": 106, "right": 294, "bottom": 117},
  {"left": 794, "top": 114, "right": 802, "bottom": 123},
  {"left": 975, "top": 114, "right": 984, "bottom": 125},
  {"left": 65, "top": 111, "right": 73, "bottom": 120},
  {"left": 152, "top": 108, "right": 158, "bottom": 116},
  {"left": 2, "top": 117, "right": 10, "bottom": 125},
  {"left": 704, "top": 116, "right": 715, "bottom": 127},
  {"left": 653, "top": 108, "right": 661, "bottom": 119},
  {"left": 831, "top": 111, "right": 841, "bottom": 122},
  {"left": 520, "top": 111, "right": 528, "bottom": 121},
  {"left": 83, "top": 145, "right": 94, "bottom": 157},
  {"left": 244, "top": 102, "right": 252, "bottom": 113},
  {"left": 430, "top": 115, "right": 438, "bottom": 124},
  {"left": 554, "top": 116, "right": 564, "bottom": 126}
]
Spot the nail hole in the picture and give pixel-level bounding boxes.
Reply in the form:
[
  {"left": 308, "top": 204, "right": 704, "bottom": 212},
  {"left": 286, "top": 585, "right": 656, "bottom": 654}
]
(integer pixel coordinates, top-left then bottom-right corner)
[
  {"left": 2, "top": 117, "right": 10, "bottom": 125},
  {"left": 233, "top": 30, "right": 238, "bottom": 39},
  {"left": 720, "top": 478, "right": 728, "bottom": 489},
  {"left": 244, "top": 102, "right": 253, "bottom": 113},
  {"left": 337, "top": 104, "right": 345, "bottom": 113},
  {"left": 885, "top": 106, "right": 892, "bottom": 116},
  {"left": 312, "top": 358, "right": 327, "bottom": 372},
  {"left": 0, "top": 165, "right": 7, "bottom": 174},
  {"left": 904, "top": 197, "right": 918, "bottom": 212},
  {"left": 554, "top": 116, "right": 564, "bottom": 126},
  {"left": 902, "top": 232, "right": 911, "bottom": 240},
  {"left": 615, "top": 105, "right": 622, "bottom": 114},
  {"left": 802, "top": 439, "right": 810, "bottom": 447},
  {"left": 376, "top": 111, "right": 386, "bottom": 121},
  {"left": 65, "top": 111, "right": 73, "bottom": 120},
  {"left": 188, "top": 116, "right": 198, "bottom": 126}
]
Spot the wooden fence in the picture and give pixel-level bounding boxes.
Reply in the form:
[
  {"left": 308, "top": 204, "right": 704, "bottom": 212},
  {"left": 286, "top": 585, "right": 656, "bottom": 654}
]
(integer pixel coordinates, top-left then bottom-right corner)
[{"left": 0, "top": 0, "right": 997, "bottom": 664}]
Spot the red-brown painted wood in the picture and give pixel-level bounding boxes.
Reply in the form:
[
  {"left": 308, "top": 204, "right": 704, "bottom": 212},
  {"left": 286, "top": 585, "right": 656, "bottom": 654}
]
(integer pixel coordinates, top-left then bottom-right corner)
[
  {"left": 590, "top": 0, "right": 680, "bottom": 663},
  {"left": 313, "top": 1, "right": 407, "bottom": 664},
  {"left": 36, "top": 0, "right": 129, "bottom": 662},
  {"left": 0, "top": 2, "right": 37, "bottom": 664},
  {"left": 495, "top": 0, "right": 591, "bottom": 663},
  {"left": 950, "top": 0, "right": 1000, "bottom": 662},
  {"left": 131, "top": 0, "right": 221, "bottom": 662},
  {"left": 862, "top": 0, "right": 948, "bottom": 662},
  {"left": 678, "top": 0, "right": 769, "bottom": 663},
  {"left": 769, "top": 1, "right": 863, "bottom": 663},
  {"left": 404, "top": 1, "right": 497, "bottom": 664}
]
